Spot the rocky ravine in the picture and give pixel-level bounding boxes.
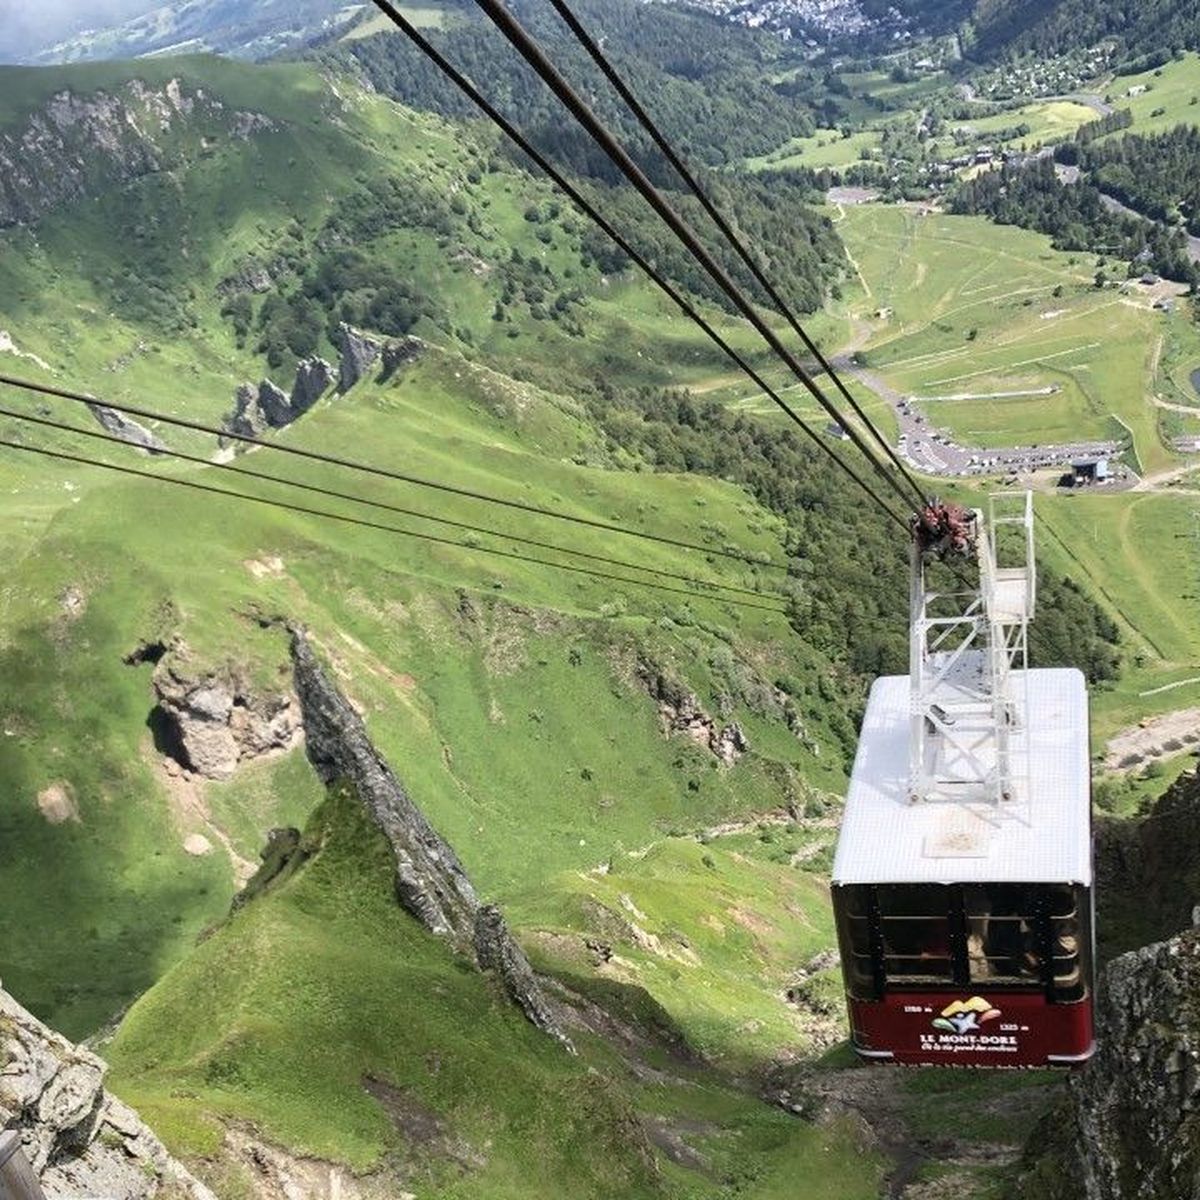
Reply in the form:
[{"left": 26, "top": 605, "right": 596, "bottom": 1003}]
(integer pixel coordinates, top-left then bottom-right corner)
[
  {"left": 0, "top": 984, "right": 214, "bottom": 1200},
  {"left": 289, "top": 627, "right": 574, "bottom": 1050}
]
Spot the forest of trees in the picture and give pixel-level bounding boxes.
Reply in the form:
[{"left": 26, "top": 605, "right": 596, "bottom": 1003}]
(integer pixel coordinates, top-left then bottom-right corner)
[
  {"left": 567, "top": 381, "right": 1121, "bottom": 731},
  {"left": 967, "top": 0, "right": 1200, "bottom": 66},
  {"left": 1070, "top": 125, "right": 1200, "bottom": 235},
  {"left": 950, "top": 159, "right": 1197, "bottom": 283},
  {"left": 323, "top": 0, "right": 822, "bottom": 173}
]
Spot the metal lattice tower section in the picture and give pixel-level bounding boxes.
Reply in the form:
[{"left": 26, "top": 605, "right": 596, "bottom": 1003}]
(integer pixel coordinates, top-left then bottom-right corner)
[{"left": 908, "top": 492, "right": 1036, "bottom": 809}]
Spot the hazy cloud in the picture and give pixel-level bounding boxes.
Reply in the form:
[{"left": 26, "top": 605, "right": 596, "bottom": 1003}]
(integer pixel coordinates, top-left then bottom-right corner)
[{"left": 0, "top": 0, "right": 158, "bottom": 60}]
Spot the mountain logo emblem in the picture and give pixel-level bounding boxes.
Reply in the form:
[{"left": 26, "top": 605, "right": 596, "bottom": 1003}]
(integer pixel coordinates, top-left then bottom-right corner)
[{"left": 931, "top": 996, "right": 1002, "bottom": 1034}]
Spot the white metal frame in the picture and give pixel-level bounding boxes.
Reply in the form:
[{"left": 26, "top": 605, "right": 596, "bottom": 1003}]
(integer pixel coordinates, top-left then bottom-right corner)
[{"left": 909, "top": 492, "right": 1036, "bottom": 809}]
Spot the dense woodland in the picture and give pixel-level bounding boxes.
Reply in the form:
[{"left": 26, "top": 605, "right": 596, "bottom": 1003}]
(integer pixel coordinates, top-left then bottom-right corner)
[
  {"left": 968, "top": 0, "right": 1200, "bottom": 67},
  {"left": 570, "top": 382, "right": 1121, "bottom": 722},
  {"left": 325, "top": 0, "right": 819, "bottom": 172},
  {"left": 950, "top": 159, "right": 1197, "bottom": 283},
  {"left": 1069, "top": 125, "right": 1200, "bottom": 235}
]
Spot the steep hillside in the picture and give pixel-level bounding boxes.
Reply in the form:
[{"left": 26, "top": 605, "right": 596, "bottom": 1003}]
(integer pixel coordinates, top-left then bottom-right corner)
[
  {"left": 0, "top": 53, "right": 873, "bottom": 1046},
  {"left": 967, "top": 0, "right": 1200, "bottom": 66},
  {"left": 7, "top": 0, "right": 360, "bottom": 66},
  {"left": 100, "top": 648, "right": 886, "bottom": 1199}
]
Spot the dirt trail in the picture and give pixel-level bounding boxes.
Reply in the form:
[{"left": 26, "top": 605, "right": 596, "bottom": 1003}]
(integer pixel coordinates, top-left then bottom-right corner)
[{"left": 775, "top": 1066, "right": 1022, "bottom": 1199}]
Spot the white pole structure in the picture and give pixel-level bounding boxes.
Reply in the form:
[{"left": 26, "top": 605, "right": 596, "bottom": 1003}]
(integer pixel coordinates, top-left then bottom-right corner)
[{"left": 909, "top": 491, "right": 1036, "bottom": 811}]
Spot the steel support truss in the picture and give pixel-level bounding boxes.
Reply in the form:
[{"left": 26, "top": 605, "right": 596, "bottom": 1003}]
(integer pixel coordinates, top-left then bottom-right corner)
[{"left": 909, "top": 492, "right": 1036, "bottom": 808}]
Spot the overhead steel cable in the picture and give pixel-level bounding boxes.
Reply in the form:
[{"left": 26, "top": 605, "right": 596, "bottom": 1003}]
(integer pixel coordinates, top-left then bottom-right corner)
[
  {"left": 0, "top": 437, "right": 791, "bottom": 615},
  {"left": 362, "top": 0, "right": 911, "bottom": 534},
  {"left": 0, "top": 372, "right": 791, "bottom": 570},
  {"left": 0, "top": 403, "right": 782, "bottom": 603},
  {"left": 540, "top": 0, "right": 927, "bottom": 505},
  {"left": 464, "top": 0, "right": 926, "bottom": 516}
]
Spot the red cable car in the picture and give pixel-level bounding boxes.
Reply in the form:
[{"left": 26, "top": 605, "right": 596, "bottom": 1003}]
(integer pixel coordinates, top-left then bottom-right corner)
[{"left": 832, "top": 495, "right": 1095, "bottom": 1068}]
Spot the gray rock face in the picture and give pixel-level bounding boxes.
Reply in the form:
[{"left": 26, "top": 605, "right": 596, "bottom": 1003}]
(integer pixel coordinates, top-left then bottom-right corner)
[
  {"left": 289, "top": 629, "right": 571, "bottom": 1048},
  {"left": 0, "top": 82, "right": 275, "bottom": 229},
  {"left": 380, "top": 336, "right": 425, "bottom": 379},
  {"left": 152, "top": 661, "right": 301, "bottom": 781},
  {"left": 474, "top": 905, "right": 575, "bottom": 1053},
  {"left": 290, "top": 628, "right": 478, "bottom": 941},
  {"left": 0, "top": 983, "right": 215, "bottom": 1200},
  {"left": 256, "top": 378, "right": 292, "bottom": 427},
  {"left": 336, "top": 323, "right": 382, "bottom": 393},
  {"left": 637, "top": 662, "right": 749, "bottom": 765},
  {"left": 225, "top": 381, "right": 266, "bottom": 438},
  {"left": 87, "top": 403, "right": 167, "bottom": 455},
  {"left": 290, "top": 356, "right": 334, "bottom": 416},
  {"left": 1068, "top": 932, "right": 1200, "bottom": 1200},
  {"left": 225, "top": 362, "right": 333, "bottom": 440}
]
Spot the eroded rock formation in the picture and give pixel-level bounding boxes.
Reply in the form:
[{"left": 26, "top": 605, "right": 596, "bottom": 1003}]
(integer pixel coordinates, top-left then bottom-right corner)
[
  {"left": 289, "top": 628, "right": 571, "bottom": 1048},
  {"left": 637, "top": 661, "right": 749, "bottom": 765},
  {"left": 0, "top": 81, "right": 275, "bottom": 229},
  {"left": 225, "top": 357, "right": 334, "bottom": 440},
  {"left": 475, "top": 904, "right": 575, "bottom": 1052},
  {"left": 336, "top": 323, "right": 382, "bottom": 393},
  {"left": 380, "top": 335, "right": 424, "bottom": 379},
  {"left": 290, "top": 628, "right": 479, "bottom": 940},
  {"left": 290, "top": 356, "right": 335, "bottom": 416},
  {"left": 0, "top": 984, "right": 215, "bottom": 1200},
  {"left": 151, "top": 660, "right": 301, "bottom": 780},
  {"left": 1067, "top": 932, "right": 1200, "bottom": 1200},
  {"left": 86, "top": 403, "right": 167, "bottom": 455}
]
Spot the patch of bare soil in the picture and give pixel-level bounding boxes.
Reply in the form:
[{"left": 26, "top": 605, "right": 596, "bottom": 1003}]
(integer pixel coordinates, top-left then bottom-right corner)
[
  {"left": 640, "top": 1115, "right": 718, "bottom": 1178},
  {"left": 37, "top": 781, "right": 79, "bottom": 825},
  {"left": 362, "top": 1077, "right": 484, "bottom": 1169}
]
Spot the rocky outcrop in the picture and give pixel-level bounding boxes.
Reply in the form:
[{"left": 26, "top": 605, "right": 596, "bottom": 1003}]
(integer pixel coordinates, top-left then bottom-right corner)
[
  {"left": 290, "top": 356, "right": 335, "bottom": 416},
  {"left": 1097, "top": 765, "right": 1200, "bottom": 958},
  {"left": 474, "top": 905, "right": 575, "bottom": 1053},
  {"left": 225, "top": 359, "right": 333, "bottom": 440},
  {"left": 0, "top": 81, "right": 276, "bottom": 229},
  {"left": 290, "top": 628, "right": 478, "bottom": 941},
  {"left": 86, "top": 403, "right": 167, "bottom": 455},
  {"left": 0, "top": 983, "right": 215, "bottom": 1200},
  {"left": 231, "top": 827, "right": 306, "bottom": 912},
  {"left": 380, "top": 336, "right": 425, "bottom": 380},
  {"left": 1066, "top": 932, "right": 1200, "bottom": 1200},
  {"left": 151, "top": 661, "right": 301, "bottom": 780},
  {"left": 637, "top": 661, "right": 749, "bottom": 765},
  {"left": 336, "top": 323, "right": 382, "bottom": 393},
  {"left": 289, "top": 628, "right": 571, "bottom": 1048}
]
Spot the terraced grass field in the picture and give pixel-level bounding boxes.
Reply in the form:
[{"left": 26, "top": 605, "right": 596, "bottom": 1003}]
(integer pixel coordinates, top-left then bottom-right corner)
[{"left": 838, "top": 204, "right": 1192, "bottom": 474}]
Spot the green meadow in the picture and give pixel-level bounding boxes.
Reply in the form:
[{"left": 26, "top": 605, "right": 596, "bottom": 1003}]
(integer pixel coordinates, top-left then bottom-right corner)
[{"left": 838, "top": 204, "right": 1188, "bottom": 474}]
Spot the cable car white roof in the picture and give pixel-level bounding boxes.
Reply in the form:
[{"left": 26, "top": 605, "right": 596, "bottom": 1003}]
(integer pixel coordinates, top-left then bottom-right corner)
[{"left": 833, "top": 668, "right": 1091, "bottom": 886}]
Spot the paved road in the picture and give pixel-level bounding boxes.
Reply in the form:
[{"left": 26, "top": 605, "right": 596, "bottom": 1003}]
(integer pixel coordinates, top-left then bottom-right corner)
[
  {"left": 830, "top": 354, "right": 1123, "bottom": 482},
  {"left": 1098, "top": 192, "right": 1200, "bottom": 264}
]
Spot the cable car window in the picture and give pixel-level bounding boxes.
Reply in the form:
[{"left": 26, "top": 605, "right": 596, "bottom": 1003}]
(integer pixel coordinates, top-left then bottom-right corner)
[
  {"left": 876, "top": 884, "right": 953, "bottom": 984},
  {"left": 833, "top": 885, "right": 879, "bottom": 1000},
  {"left": 963, "top": 883, "right": 1041, "bottom": 984},
  {"left": 1048, "top": 884, "right": 1088, "bottom": 1003}
]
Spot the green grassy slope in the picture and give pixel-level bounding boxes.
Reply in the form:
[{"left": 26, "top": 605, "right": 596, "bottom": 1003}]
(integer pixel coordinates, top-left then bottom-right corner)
[
  {"left": 107, "top": 785, "right": 884, "bottom": 1199},
  {"left": 0, "top": 55, "right": 860, "bottom": 1046}
]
